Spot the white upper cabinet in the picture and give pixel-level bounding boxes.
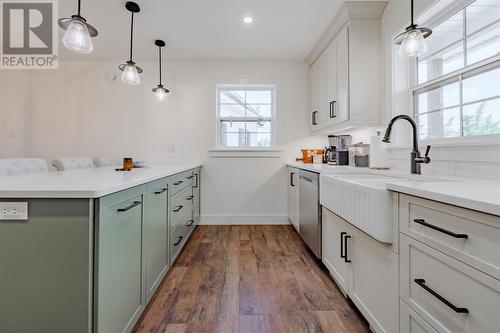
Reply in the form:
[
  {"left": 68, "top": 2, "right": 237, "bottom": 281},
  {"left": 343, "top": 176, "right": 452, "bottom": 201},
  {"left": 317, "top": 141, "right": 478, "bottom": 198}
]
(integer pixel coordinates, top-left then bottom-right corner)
[{"left": 307, "top": 2, "right": 387, "bottom": 133}]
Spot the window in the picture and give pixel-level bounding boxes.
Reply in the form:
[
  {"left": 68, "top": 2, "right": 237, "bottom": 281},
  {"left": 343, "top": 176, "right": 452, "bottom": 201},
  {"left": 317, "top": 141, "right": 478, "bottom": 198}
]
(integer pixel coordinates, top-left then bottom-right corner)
[
  {"left": 216, "top": 85, "right": 275, "bottom": 149},
  {"left": 413, "top": 0, "right": 500, "bottom": 140}
]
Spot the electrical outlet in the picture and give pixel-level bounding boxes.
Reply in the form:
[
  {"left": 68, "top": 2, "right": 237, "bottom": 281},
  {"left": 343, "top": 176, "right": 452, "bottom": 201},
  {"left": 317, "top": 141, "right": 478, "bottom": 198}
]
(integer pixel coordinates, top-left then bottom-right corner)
[
  {"left": 0, "top": 202, "right": 28, "bottom": 220},
  {"left": 167, "top": 145, "right": 176, "bottom": 153}
]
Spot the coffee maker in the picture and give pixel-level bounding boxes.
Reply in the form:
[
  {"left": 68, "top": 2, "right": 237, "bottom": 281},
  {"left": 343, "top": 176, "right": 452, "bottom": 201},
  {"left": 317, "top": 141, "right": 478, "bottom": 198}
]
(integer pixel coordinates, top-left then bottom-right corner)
[{"left": 324, "top": 135, "right": 352, "bottom": 165}]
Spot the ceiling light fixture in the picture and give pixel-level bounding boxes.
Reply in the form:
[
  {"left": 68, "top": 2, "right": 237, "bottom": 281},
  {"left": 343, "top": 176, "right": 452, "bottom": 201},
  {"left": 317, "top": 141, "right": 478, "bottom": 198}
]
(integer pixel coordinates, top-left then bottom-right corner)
[
  {"left": 58, "top": 0, "right": 98, "bottom": 54},
  {"left": 243, "top": 16, "right": 253, "bottom": 24},
  {"left": 152, "top": 40, "right": 170, "bottom": 102},
  {"left": 119, "top": 2, "right": 142, "bottom": 85},
  {"left": 394, "top": 0, "right": 432, "bottom": 57}
]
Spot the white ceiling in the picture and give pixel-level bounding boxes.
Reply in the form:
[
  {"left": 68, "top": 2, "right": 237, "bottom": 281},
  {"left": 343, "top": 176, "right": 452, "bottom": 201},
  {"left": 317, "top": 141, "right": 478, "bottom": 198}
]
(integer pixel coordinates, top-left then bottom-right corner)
[{"left": 57, "top": 0, "right": 346, "bottom": 61}]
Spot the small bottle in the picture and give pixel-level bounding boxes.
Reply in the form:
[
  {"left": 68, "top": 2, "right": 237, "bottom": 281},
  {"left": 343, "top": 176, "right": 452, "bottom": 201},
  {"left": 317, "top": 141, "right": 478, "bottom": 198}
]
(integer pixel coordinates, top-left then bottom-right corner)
[{"left": 123, "top": 158, "right": 133, "bottom": 170}]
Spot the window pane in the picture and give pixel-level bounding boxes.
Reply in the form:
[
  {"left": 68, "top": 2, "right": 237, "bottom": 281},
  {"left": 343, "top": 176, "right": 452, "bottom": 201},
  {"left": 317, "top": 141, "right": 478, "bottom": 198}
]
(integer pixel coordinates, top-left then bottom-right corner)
[
  {"left": 246, "top": 104, "right": 272, "bottom": 117},
  {"left": 418, "top": 42, "right": 464, "bottom": 84},
  {"left": 246, "top": 90, "right": 272, "bottom": 104},
  {"left": 220, "top": 133, "right": 246, "bottom": 147},
  {"left": 246, "top": 121, "right": 271, "bottom": 133},
  {"left": 219, "top": 121, "right": 246, "bottom": 133},
  {"left": 466, "top": 0, "right": 500, "bottom": 35},
  {"left": 463, "top": 66, "right": 500, "bottom": 104},
  {"left": 220, "top": 104, "right": 245, "bottom": 117},
  {"left": 466, "top": 21, "right": 500, "bottom": 65},
  {"left": 424, "top": 11, "right": 464, "bottom": 57},
  {"left": 219, "top": 90, "right": 245, "bottom": 104},
  {"left": 463, "top": 98, "right": 500, "bottom": 136},
  {"left": 417, "top": 81, "right": 460, "bottom": 113},
  {"left": 417, "top": 108, "right": 461, "bottom": 139},
  {"left": 247, "top": 133, "right": 272, "bottom": 148}
]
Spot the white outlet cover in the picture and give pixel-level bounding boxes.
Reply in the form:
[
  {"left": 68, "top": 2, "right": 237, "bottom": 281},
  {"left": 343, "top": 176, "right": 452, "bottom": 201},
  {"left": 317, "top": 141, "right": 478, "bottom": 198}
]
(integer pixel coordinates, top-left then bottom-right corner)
[{"left": 0, "top": 202, "right": 28, "bottom": 220}]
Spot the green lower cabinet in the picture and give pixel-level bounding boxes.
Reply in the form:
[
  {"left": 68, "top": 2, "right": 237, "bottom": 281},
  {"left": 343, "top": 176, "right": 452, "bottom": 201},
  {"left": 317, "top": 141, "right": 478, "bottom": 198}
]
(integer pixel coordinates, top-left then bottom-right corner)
[
  {"left": 144, "top": 177, "right": 170, "bottom": 302},
  {"left": 95, "top": 185, "right": 146, "bottom": 333}
]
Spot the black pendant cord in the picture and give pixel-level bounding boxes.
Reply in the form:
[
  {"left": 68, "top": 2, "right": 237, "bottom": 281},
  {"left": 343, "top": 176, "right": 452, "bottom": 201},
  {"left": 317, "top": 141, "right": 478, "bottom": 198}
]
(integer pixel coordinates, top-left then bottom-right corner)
[
  {"left": 410, "top": 0, "right": 414, "bottom": 26},
  {"left": 158, "top": 47, "right": 162, "bottom": 85},
  {"left": 129, "top": 12, "right": 134, "bottom": 62},
  {"left": 77, "top": 0, "right": 81, "bottom": 16}
]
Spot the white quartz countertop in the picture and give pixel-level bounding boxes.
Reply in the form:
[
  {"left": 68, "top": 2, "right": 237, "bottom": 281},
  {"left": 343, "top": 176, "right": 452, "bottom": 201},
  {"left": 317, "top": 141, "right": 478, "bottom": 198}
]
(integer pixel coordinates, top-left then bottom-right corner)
[
  {"left": 288, "top": 161, "right": 500, "bottom": 216},
  {"left": 0, "top": 163, "right": 202, "bottom": 198}
]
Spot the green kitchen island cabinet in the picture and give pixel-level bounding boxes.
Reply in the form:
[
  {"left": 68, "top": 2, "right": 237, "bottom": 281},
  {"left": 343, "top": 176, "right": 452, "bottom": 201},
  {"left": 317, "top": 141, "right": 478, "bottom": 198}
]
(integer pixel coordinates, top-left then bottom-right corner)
[{"left": 0, "top": 164, "right": 202, "bottom": 333}]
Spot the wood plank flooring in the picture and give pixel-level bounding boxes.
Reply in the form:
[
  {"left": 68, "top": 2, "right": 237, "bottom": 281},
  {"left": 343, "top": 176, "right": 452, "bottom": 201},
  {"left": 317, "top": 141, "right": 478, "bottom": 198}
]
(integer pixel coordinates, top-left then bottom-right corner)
[{"left": 133, "top": 225, "right": 370, "bottom": 333}]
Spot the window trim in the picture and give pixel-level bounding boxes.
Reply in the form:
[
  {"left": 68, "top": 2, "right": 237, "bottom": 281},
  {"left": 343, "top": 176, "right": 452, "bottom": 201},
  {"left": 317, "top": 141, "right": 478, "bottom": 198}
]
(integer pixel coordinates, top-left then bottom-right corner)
[
  {"left": 215, "top": 84, "right": 277, "bottom": 151},
  {"left": 411, "top": 0, "right": 500, "bottom": 143}
]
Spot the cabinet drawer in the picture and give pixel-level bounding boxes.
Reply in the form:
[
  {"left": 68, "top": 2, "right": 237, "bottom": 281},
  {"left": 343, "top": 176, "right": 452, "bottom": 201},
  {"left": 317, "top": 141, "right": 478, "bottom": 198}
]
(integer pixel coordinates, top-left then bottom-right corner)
[
  {"left": 170, "top": 223, "right": 189, "bottom": 263},
  {"left": 400, "top": 300, "right": 437, "bottom": 333},
  {"left": 170, "top": 186, "right": 193, "bottom": 228},
  {"left": 400, "top": 234, "right": 500, "bottom": 333},
  {"left": 400, "top": 194, "right": 500, "bottom": 279},
  {"left": 170, "top": 170, "right": 193, "bottom": 195}
]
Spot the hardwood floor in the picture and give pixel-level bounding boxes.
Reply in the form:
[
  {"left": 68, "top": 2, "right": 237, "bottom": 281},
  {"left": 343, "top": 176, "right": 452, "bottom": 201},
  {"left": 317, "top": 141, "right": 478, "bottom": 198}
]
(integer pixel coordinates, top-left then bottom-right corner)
[{"left": 133, "top": 225, "right": 370, "bottom": 333}]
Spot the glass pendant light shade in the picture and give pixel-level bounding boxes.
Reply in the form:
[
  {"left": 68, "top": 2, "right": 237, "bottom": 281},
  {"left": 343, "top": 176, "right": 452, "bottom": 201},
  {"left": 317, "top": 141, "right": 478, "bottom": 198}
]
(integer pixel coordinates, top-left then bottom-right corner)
[
  {"left": 58, "top": 0, "right": 98, "bottom": 54},
  {"left": 154, "top": 87, "right": 167, "bottom": 101},
  {"left": 398, "top": 29, "right": 427, "bottom": 57},
  {"left": 121, "top": 63, "right": 141, "bottom": 85},
  {"left": 62, "top": 19, "right": 93, "bottom": 54}
]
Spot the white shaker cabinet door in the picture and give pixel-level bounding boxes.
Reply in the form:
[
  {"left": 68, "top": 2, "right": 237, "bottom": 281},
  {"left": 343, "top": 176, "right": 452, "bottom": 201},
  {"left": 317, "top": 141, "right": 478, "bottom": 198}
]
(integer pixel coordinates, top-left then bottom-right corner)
[{"left": 334, "top": 25, "right": 349, "bottom": 124}]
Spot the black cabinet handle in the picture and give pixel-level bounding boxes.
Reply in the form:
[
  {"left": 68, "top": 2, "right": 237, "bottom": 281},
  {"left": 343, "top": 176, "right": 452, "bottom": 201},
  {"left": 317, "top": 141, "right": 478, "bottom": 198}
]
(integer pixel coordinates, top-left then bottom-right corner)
[
  {"left": 290, "top": 172, "right": 295, "bottom": 187},
  {"left": 153, "top": 187, "right": 168, "bottom": 195},
  {"left": 186, "top": 175, "right": 194, "bottom": 180},
  {"left": 340, "top": 232, "right": 346, "bottom": 259},
  {"left": 187, "top": 220, "right": 194, "bottom": 227},
  {"left": 194, "top": 173, "right": 199, "bottom": 188},
  {"left": 173, "top": 180, "right": 183, "bottom": 186},
  {"left": 312, "top": 111, "right": 318, "bottom": 125},
  {"left": 174, "top": 236, "right": 184, "bottom": 246},
  {"left": 414, "top": 279, "right": 469, "bottom": 314},
  {"left": 413, "top": 219, "right": 468, "bottom": 239},
  {"left": 332, "top": 101, "right": 337, "bottom": 117},
  {"left": 117, "top": 201, "right": 141, "bottom": 212},
  {"left": 344, "top": 234, "right": 351, "bottom": 263},
  {"left": 173, "top": 205, "right": 183, "bottom": 212},
  {"left": 186, "top": 195, "right": 194, "bottom": 200}
]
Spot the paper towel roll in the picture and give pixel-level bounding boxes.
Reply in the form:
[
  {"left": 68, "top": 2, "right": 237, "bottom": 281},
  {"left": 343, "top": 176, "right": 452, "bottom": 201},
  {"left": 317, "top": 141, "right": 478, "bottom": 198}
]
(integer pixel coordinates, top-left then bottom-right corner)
[{"left": 370, "top": 131, "right": 389, "bottom": 169}]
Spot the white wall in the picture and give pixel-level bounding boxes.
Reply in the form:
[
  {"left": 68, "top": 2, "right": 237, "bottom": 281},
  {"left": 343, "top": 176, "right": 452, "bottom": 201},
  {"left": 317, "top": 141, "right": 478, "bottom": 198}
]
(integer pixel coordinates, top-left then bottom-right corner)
[
  {"left": 0, "top": 60, "right": 326, "bottom": 224},
  {"left": 380, "top": 0, "right": 500, "bottom": 179}
]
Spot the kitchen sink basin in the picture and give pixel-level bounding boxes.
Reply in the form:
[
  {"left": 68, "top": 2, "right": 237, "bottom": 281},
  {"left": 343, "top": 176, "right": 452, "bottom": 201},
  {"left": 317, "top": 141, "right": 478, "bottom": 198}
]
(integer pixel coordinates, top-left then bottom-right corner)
[{"left": 319, "top": 173, "right": 454, "bottom": 243}]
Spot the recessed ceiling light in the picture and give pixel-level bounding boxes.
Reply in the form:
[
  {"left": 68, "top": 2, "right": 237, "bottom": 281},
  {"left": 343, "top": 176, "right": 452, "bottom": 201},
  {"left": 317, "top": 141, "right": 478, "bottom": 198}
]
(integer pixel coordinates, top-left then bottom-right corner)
[{"left": 243, "top": 16, "right": 253, "bottom": 24}]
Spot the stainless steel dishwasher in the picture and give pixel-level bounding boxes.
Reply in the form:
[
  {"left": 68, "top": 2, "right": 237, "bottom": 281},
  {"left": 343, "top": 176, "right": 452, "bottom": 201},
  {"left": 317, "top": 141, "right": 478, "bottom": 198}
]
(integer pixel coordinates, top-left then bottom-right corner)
[{"left": 298, "top": 169, "right": 321, "bottom": 258}]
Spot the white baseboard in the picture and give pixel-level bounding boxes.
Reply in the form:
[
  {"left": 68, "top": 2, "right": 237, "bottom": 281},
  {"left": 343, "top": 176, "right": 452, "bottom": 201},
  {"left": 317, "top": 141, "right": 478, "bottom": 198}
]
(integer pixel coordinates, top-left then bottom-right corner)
[{"left": 199, "top": 214, "right": 290, "bottom": 225}]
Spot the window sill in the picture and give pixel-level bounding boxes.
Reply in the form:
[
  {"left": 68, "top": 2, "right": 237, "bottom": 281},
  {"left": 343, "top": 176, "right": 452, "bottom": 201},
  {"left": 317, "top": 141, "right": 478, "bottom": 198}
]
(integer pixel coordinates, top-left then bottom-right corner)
[
  {"left": 386, "top": 134, "right": 500, "bottom": 150},
  {"left": 208, "top": 149, "right": 283, "bottom": 158}
]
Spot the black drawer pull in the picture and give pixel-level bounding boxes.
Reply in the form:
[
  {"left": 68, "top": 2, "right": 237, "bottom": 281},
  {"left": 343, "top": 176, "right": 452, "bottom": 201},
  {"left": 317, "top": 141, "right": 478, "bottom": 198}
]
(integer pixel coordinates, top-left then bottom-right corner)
[
  {"left": 187, "top": 220, "right": 194, "bottom": 227},
  {"left": 186, "top": 195, "right": 194, "bottom": 200},
  {"left": 173, "top": 180, "right": 183, "bottom": 186},
  {"left": 194, "top": 174, "right": 199, "bottom": 188},
  {"left": 290, "top": 172, "right": 295, "bottom": 187},
  {"left": 344, "top": 234, "right": 351, "bottom": 263},
  {"left": 173, "top": 205, "right": 183, "bottom": 212},
  {"left": 186, "top": 175, "right": 194, "bottom": 180},
  {"left": 174, "top": 236, "right": 183, "bottom": 246},
  {"left": 414, "top": 279, "right": 469, "bottom": 314},
  {"left": 117, "top": 201, "right": 141, "bottom": 212},
  {"left": 413, "top": 219, "right": 468, "bottom": 239},
  {"left": 340, "top": 232, "right": 346, "bottom": 259},
  {"left": 153, "top": 188, "right": 168, "bottom": 195}
]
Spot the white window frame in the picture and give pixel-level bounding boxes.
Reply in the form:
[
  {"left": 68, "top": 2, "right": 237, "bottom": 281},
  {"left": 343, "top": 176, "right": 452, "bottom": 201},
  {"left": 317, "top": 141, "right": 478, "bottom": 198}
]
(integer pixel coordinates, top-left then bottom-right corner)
[
  {"left": 410, "top": 0, "right": 500, "bottom": 144},
  {"left": 215, "top": 84, "right": 276, "bottom": 151}
]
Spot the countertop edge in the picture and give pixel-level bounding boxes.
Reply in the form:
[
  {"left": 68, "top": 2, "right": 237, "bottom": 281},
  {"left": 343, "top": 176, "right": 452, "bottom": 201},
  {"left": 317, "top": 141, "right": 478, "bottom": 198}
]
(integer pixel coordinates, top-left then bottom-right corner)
[
  {"left": 386, "top": 182, "right": 500, "bottom": 217},
  {"left": 0, "top": 163, "right": 203, "bottom": 199}
]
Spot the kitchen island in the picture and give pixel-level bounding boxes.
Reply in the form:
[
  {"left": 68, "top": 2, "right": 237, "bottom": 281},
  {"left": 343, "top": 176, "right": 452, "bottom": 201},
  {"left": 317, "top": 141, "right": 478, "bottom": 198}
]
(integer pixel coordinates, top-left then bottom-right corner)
[{"left": 0, "top": 164, "right": 202, "bottom": 333}]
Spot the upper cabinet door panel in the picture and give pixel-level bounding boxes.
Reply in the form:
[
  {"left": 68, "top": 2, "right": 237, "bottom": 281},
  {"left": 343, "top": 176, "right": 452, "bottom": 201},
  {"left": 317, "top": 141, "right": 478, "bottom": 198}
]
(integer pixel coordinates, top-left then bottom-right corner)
[{"left": 334, "top": 26, "right": 349, "bottom": 123}]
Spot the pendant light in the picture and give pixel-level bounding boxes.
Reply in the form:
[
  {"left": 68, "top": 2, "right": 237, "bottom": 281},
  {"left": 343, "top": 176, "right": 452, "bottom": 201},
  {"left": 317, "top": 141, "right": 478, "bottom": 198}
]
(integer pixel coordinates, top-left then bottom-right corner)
[
  {"left": 58, "top": 0, "right": 98, "bottom": 54},
  {"left": 394, "top": 0, "right": 432, "bottom": 57},
  {"left": 152, "top": 40, "right": 170, "bottom": 101},
  {"left": 119, "top": 2, "right": 142, "bottom": 85}
]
